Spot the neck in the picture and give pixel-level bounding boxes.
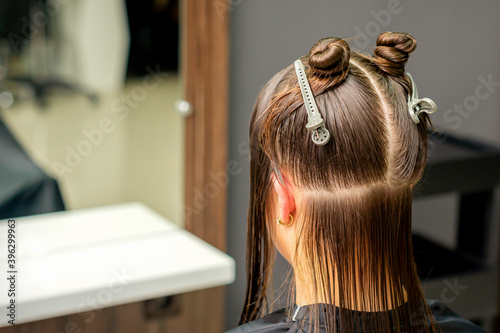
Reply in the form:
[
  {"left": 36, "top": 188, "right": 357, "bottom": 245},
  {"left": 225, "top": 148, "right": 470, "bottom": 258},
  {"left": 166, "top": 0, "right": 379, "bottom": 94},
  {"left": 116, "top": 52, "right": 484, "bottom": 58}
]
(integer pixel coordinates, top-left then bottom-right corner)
[{"left": 294, "top": 268, "right": 408, "bottom": 312}]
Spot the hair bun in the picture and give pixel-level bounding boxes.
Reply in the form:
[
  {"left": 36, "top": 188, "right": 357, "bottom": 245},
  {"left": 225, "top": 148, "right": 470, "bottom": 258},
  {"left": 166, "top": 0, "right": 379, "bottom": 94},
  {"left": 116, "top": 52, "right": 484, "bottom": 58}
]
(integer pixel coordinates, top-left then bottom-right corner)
[
  {"left": 373, "top": 32, "right": 417, "bottom": 77},
  {"left": 308, "top": 37, "right": 350, "bottom": 79}
]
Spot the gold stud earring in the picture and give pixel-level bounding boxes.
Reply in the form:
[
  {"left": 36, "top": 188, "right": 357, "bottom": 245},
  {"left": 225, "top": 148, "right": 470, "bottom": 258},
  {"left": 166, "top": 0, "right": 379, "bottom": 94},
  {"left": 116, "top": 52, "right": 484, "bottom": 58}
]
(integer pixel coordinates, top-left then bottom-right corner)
[{"left": 276, "top": 214, "right": 294, "bottom": 226}]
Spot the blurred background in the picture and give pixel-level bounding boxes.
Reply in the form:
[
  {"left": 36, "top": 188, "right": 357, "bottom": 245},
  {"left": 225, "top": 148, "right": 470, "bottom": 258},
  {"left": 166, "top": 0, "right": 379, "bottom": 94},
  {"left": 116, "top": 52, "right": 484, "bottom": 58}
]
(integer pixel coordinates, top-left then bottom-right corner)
[{"left": 0, "top": 0, "right": 499, "bottom": 332}]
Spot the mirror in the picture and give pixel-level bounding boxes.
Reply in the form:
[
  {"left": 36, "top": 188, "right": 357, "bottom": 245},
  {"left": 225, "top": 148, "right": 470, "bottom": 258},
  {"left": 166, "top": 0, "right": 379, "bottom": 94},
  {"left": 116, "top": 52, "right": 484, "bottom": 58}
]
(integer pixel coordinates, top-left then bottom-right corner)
[{"left": 0, "top": 0, "right": 184, "bottom": 226}]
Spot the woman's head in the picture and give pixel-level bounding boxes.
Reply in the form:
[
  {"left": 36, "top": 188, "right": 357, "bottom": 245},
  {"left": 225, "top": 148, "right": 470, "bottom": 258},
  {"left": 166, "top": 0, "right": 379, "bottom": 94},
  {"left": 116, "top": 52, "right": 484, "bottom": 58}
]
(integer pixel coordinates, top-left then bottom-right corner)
[{"left": 241, "top": 32, "right": 439, "bottom": 332}]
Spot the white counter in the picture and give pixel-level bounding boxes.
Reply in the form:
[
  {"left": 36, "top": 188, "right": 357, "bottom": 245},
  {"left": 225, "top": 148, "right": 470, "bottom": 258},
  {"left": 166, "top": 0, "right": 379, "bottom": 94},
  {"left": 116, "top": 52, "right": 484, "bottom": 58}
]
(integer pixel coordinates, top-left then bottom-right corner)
[{"left": 0, "top": 203, "right": 235, "bottom": 326}]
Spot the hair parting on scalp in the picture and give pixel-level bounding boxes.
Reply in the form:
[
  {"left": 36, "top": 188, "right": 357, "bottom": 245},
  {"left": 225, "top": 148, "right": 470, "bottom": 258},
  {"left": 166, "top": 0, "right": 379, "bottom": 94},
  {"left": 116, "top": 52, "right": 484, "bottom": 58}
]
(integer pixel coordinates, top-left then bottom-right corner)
[{"left": 240, "top": 33, "right": 440, "bottom": 332}]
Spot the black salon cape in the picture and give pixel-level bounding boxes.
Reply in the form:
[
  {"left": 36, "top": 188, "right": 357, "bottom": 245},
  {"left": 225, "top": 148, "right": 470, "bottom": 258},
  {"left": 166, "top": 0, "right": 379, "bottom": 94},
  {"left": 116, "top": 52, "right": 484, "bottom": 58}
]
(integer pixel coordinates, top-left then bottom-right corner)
[
  {"left": 0, "top": 118, "right": 65, "bottom": 219},
  {"left": 226, "top": 299, "right": 485, "bottom": 332}
]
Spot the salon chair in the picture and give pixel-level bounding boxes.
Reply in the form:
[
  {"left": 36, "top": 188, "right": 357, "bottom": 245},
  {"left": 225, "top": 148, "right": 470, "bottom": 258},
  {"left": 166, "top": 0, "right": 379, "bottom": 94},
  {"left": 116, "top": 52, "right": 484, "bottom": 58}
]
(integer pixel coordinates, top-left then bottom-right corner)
[{"left": 413, "top": 131, "right": 500, "bottom": 332}]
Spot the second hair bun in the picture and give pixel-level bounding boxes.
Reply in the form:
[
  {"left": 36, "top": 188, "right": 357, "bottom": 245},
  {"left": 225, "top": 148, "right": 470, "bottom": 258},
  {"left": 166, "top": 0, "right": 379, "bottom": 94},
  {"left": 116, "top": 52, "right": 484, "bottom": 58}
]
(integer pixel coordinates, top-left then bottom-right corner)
[{"left": 373, "top": 32, "right": 417, "bottom": 77}]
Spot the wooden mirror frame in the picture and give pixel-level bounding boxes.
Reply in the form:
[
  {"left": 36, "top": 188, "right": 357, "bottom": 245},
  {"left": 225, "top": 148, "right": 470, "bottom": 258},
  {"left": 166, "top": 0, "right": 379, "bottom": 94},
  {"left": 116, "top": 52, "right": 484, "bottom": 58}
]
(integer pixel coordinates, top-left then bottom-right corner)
[
  {"left": 183, "top": 0, "right": 229, "bottom": 254},
  {"left": 180, "top": 0, "right": 230, "bottom": 331}
]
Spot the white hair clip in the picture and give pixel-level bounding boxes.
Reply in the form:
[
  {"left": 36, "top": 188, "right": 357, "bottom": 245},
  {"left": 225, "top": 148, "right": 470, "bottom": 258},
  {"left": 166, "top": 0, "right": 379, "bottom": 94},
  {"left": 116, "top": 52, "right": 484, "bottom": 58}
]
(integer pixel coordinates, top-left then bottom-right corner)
[
  {"left": 294, "top": 59, "right": 330, "bottom": 146},
  {"left": 406, "top": 73, "right": 437, "bottom": 124}
]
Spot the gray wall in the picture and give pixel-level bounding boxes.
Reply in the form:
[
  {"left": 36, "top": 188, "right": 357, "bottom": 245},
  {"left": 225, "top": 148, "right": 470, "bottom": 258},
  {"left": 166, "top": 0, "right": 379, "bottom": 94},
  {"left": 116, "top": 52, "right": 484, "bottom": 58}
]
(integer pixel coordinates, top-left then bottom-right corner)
[{"left": 225, "top": 1, "right": 500, "bottom": 330}]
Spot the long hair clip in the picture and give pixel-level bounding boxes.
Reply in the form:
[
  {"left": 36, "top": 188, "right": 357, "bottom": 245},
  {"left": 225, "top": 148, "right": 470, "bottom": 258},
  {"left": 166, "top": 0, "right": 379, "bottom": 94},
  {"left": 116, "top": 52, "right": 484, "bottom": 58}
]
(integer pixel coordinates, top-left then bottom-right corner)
[
  {"left": 406, "top": 73, "right": 437, "bottom": 124},
  {"left": 294, "top": 60, "right": 330, "bottom": 146}
]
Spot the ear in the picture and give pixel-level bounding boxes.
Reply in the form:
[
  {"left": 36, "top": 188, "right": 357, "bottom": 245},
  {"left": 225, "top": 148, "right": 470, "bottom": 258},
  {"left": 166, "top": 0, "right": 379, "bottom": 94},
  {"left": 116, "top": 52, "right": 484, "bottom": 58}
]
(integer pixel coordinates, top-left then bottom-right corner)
[{"left": 272, "top": 173, "right": 296, "bottom": 224}]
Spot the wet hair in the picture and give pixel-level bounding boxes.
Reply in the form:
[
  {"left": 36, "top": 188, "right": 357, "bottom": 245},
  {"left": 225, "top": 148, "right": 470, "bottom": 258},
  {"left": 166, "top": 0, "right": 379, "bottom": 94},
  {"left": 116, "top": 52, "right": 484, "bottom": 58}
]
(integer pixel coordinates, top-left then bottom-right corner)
[{"left": 240, "top": 32, "right": 440, "bottom": 332}]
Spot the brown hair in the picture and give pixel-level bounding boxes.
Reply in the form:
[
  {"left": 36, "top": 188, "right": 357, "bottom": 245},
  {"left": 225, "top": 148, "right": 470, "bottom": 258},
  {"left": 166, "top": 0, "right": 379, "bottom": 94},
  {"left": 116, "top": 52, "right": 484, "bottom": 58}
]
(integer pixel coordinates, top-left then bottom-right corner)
[{"left": 240, "top": 32, "right": 440, "bottom": 332}]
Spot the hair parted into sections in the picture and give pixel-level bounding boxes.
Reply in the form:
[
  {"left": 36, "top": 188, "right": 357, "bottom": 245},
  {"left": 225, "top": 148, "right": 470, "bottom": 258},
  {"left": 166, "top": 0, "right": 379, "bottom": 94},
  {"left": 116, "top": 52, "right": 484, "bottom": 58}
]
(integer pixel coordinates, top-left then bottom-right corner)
[{"left": 240, "top": 32, "right": 440, "bottom": 333}]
